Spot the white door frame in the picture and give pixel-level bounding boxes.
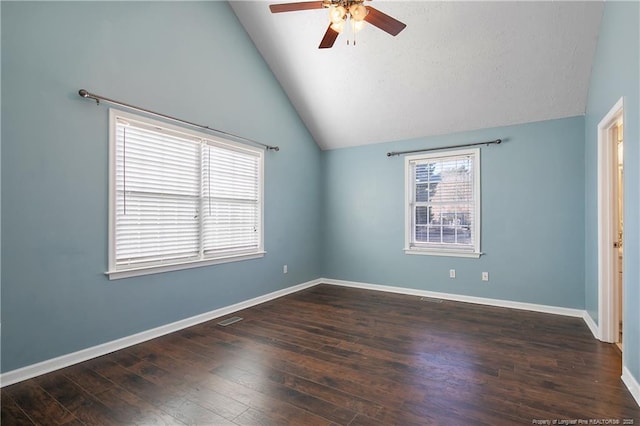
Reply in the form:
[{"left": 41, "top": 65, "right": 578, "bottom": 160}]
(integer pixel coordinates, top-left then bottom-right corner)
[{"left": 597, "top": 96, "right": 624, "bottom": 343}]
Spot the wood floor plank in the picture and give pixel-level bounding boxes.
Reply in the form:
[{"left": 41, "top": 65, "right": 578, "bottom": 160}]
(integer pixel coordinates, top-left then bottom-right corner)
[
  {"left": 95, "top": 387, "right": 185, "bottom": 425},
  {"left": 87, "top": 356, "right": 234, "bottom": 424},
  {"left": 159, "top": 397, "right": 236, "bottom": 425},
  {"left": 185, "top": 385, "right": 250, "bottom": 421},
  {"left": 87, "top": 357, "right": 171, "bottom": 406},
  {"left": 122, "top": 342, "right": 250, "bottom": 421},
  {"left": 135, "top": 336, "right": 222, "bottom": 376},
  {"left": 4, "top": 379, "right": 78, "bottom": 425},
  {"left": 207, "top": 328, "right": 430, "bottom": 408},
  {"left": 176, "top": 331, "right": 393, "bottom": 420},
  {"left": 193, "top": 370, "right": 340, "bottom": 425},
  {"left": 63, "top": 362, "right": 115, "bottom": 396},
  {"left": 3, "top": 284, "right": 639, "bottom": 425},
  {"left": 244, "top": 362, "right": 384, "bottom": 419},
  {"left": 212, "top": 364, "right": 358, "bottom": 424},
  {"left": 35, "top": 372, "right": 120, "bottom": 425},
  {"left": 1, "top": 392, "right": 36, "bottom": 425},
  {"left": 210, "top": 322, "right": 431, "bottom": 401}
]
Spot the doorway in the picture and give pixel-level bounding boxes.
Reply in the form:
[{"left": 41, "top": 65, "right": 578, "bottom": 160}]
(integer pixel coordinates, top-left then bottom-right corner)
[
  {"left": 614, "top": 121, "right": 624, "bottom": 349},
  {"left": 597, "top": 97, "right": 624, "bottom": 346}
]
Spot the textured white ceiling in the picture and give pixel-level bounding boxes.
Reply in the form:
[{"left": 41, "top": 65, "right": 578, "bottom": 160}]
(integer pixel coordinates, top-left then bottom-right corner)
[{"left": 231, "top": 1, "right": 603, "bottom": 150}]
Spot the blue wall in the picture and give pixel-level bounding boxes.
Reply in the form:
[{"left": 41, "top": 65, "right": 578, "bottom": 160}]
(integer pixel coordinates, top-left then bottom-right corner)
[
  {"left": 322, "top": 117, "right": 586, "bottom": 308},
  {"left": 584, "top": 1, "right": 640, "bottom": 384},
  {"left": 1, "top": 2, "right": 322, "bottom": 372}
]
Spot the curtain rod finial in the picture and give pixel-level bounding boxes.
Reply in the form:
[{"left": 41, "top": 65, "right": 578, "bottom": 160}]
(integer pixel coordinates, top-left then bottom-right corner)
[{"left": 78, "top": 89, "right": 98, "bottom": 104}]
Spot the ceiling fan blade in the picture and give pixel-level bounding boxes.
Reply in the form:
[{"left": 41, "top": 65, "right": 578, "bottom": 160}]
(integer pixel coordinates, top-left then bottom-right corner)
[
  {"left": 269, "top": 1, "right": 324, "bottom": 13},
  {"left": 319, "top": 24, "right": 339, "bottom": 49},
  {"left": 364, "top": 6, "right": 406, "bottom": 36}
]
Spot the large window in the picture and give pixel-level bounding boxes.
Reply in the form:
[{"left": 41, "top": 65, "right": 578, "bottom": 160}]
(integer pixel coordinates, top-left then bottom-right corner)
[
  {"left": 405, "top": 148, "right": 481, "bottom": 258},
  {"left": 107, "top": 109, "right": 264, "bottom": 279}
]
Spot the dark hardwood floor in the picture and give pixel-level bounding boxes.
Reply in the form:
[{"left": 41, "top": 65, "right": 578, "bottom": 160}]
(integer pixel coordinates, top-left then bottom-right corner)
[{"left": 2, "top": 284, "right": 639, "bottom": 425}]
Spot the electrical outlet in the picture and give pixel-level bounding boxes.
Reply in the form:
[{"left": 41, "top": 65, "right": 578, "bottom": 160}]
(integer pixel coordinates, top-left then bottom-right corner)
[
  {"left": 283, "top": 265, "right": 288, "bottom": 274},
  {"left": 449, "top": 269, "right": 456, "bottom": 279},
  {"left": 482, "top": 272, "right": 489, "bottom": 281}
]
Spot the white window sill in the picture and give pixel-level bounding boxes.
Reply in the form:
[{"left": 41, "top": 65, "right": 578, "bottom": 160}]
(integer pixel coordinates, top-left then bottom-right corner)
[
  {"left": 404, "top": 248, "right": 482, "bottom": 259},
  {"left": 106, "top": 251, "right": 266, "bottom": 280}
]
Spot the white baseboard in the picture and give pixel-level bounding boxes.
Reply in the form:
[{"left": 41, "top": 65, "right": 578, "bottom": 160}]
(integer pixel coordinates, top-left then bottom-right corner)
[
  {"left": 582, "top": 311, "right": 600, "bottom": 339},
  {"left": 622, "top": 366, "right": 640, "bottom": 407},
  {"left": 0, "top": 278, "right": 322, "bottom": 388},
  {"left": 322, "top": 278, "right": 585, "bottom": 317}
]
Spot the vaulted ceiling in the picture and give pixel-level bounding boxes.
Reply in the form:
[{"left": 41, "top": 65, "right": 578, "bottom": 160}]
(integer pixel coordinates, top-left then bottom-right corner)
[{"left": 231, "top": 1, "right": 603, "bottom": 150}]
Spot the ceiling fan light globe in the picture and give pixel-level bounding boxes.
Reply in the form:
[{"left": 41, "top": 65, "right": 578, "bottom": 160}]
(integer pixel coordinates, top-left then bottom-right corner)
[
  {"left": 329, "top": 5, "right": 346, "bottom": 24},
  {"left": 349, "top": 4, "right": 367, "bottom": 21},
  {"left": 331, "top": 20, "right": 345, "bottom": 33},
  {"left": 352, "top": 20, "right": 365, "bottom": 33}
]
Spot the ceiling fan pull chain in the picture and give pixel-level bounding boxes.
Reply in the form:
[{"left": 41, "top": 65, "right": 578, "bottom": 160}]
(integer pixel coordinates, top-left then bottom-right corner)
[
  {"left": 353, "top": 19, "right": 357, "bottom": 46},
  {"left": 352, "top": 13, "right": 356, "bottom": 46},
  {"left": 346, "top": 15, "right": 349, "bottom": 45}
]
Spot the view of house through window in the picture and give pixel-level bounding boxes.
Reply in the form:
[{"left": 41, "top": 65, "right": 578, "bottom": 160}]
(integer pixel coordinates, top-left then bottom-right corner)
[{"left": 405, "top": 148, "right": 480, "bottom": 257}]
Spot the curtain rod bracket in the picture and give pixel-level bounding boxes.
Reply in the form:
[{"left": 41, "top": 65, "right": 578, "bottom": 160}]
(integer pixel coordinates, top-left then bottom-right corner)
[{"left": 78, "top": 88, "right": 279, "bottom": 151}]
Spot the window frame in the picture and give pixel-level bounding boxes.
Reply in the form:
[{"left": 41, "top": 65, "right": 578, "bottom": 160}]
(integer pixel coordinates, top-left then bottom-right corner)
[
  {"left": 107, "top": 109, "right": 265, "bottom": 280},
  {"left": 404, "top": 148, "right": 481, "bottom": 258}
]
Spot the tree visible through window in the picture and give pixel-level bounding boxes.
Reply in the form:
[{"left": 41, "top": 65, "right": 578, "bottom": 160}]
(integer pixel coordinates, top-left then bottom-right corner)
[{"left": 405, "top": 148, "right": 480, "bottom": 257}]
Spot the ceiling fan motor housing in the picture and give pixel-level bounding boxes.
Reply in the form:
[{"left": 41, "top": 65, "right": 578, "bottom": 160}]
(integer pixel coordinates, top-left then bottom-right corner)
[{"left": 322, "top": 0, "right": 367, "bottom": 8}]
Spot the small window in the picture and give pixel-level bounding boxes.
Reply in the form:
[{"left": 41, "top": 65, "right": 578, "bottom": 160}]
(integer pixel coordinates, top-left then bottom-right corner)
[
  {"left": 107, "top": 109, "right": 264, "bottom": 279},
  {"left": 404, "top": 148, "right": 481, "bottom": 258}
]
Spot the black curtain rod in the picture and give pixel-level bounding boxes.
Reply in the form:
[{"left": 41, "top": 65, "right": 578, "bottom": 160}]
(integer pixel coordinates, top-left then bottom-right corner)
[
  {"left": 78, "top": 89, "right": 280, "bottom": 151},
  {"left": 386, "top": 139, "right": 502, "bottom": 157}
]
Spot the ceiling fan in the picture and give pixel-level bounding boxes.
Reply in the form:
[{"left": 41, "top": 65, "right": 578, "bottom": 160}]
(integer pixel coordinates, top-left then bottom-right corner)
[{"left": 269, "top": 0, "right": 406, "bottom": 49}]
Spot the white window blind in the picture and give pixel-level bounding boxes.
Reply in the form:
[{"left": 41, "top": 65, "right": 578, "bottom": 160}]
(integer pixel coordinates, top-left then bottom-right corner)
[
  {"left": 108, "top": 110, "right": 264, "bottom": 278},
  {"left": 202, "top": 144, "right": 261, "bottom": 256},
  {"left": 405, "top": 148, "right": 481, "bottom": 257}
]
